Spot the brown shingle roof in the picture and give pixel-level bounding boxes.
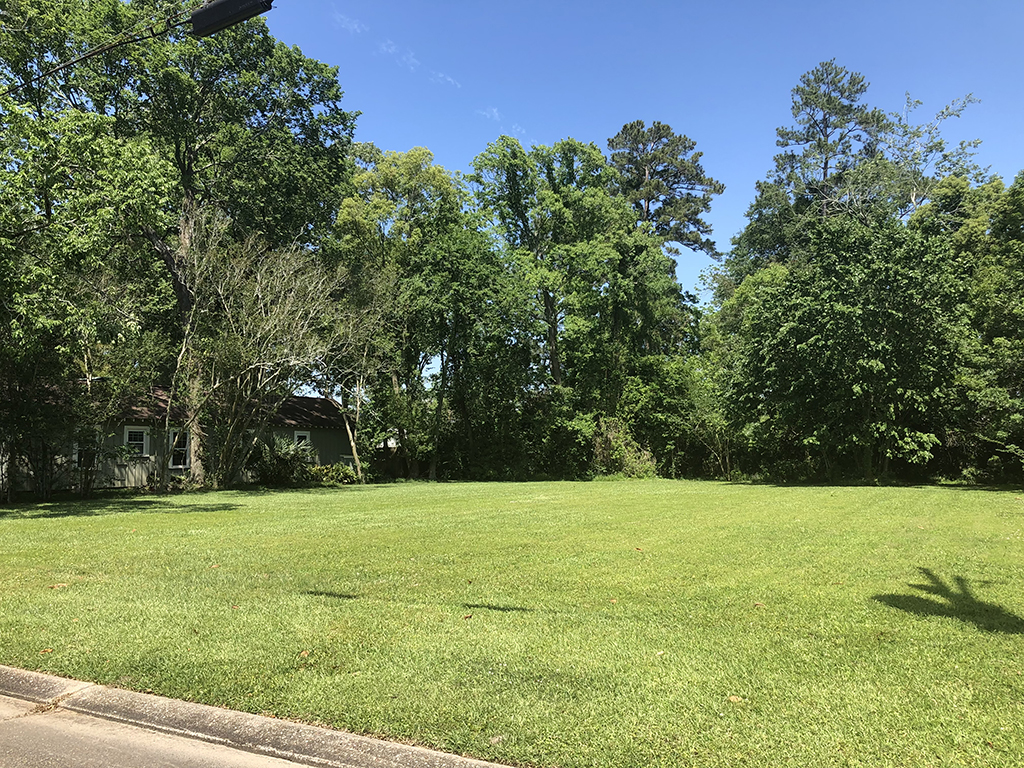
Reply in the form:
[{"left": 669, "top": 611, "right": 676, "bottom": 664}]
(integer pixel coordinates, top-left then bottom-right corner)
[
  {"left": 120, "top": 388, "right": 349, "bottom": 430},
  {"left": 120, "top": 387, "right": 187, "bottom": 423},
  {"left": 272, "top": 396, "right": 350, "bottom": 429}
]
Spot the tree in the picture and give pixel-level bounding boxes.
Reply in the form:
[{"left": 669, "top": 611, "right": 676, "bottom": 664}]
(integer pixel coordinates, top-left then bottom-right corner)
[
  {"left": 172, "top": 208, "right": 346, "bottom": 487},
  {"left": 2, "top": 1, "right": 359, "bottom": 489},
  {"left": 722, "top": 62, "right": 983, "bottom": 298},
  {"left": 910, "top": 173, "right": 1024, "bottom": 480},
  {"left": 0, "top": 82, "right": 177, "bottom": 498},
  {"left": 471, "top": 136, "right": 604, "bottom": 388},
  {"left": 726, "top": 216, "right": 966, "bottom": 481},
  {"left": 773, "top": 59, "right": 890, "bottom": 217},
  {"left": 472, "top": 135, "right": 699, "bottom": 476},
  {"left": 472, "top": 135, "right": 685, "bottom": 394},
  {"left": 331, "top": 147, "right": 531, "bottom": 480},
  {"left": 608, "top": 120, "right": 724, "bottom": 255}
]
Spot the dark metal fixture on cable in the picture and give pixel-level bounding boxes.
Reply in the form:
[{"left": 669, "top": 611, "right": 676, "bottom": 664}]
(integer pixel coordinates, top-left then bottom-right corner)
[{"left": 190, "top": 0, "right": 274, "bottom": 38}]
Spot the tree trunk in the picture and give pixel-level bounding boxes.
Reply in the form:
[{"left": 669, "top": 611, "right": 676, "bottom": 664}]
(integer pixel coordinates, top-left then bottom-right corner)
[
  {"left": 186, "top": 375, "right": 207, "bottom": 487},
  {"left": 862, "top": 441, "right": 875, "bottom": 484},
  {"left": 328, "top": 391, "right": 363, "bottom": 483},
  {"left": 429, "top": 332, "right": 454, "bottom": 482},
  {"left": 145, "top": 220, "right": 208, "bottom": 488},
  {"left": 542, "top": 289, "right": 562, "bottom": 386},
  {"left": 342, "top": 411, "right": 363, "bottom": 481}
]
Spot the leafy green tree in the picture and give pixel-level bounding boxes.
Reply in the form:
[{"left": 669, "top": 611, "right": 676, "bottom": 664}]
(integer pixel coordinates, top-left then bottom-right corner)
[
  {"left": 473, "top": 135, "right": 690, "bottom": 393},
  {"left": 331, "top": 147, "right": 533, "bottom": 480},
  {"left": 472, "top": 135, "right": 699, "bottom": 476},
  {"left": 615, "top": 353, "right": 733, "bottom": 479},
  {"left": 0, "top": 83, "right": 176, "bottom": 497},
  {"left": 332, "top": 146, "right": 456, "bottom": 478},
  {"left": 726, "top": 216, "right": 966, "bottom": 481},
  {"left": 2, "top": 1, "right": 359, "bottom": 489},
  {"left": 421, "top": 221, "right": 537, "bottom": 480},
  {"left": 117, "top": 21, "right": 356, "bottom": 247},
  {"left": 910, "top": 173, "right": 1024, "bottom": 479},
  {"left": 472, "top": 136, "right": 606, "bottom": 388}
]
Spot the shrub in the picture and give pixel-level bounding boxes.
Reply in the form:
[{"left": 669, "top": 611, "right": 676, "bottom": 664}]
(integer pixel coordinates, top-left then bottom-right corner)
[
  {"left": 246, "top": 435, "right": 316, "bottom": 487},
  {"left": 309, "top": 462, "right": 358, "bottom": 486},
  {"left": 593, "top": 417, "right": 657, "bottom": 479}
]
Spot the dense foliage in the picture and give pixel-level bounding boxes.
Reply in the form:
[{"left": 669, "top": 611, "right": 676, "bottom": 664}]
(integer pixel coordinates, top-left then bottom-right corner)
[{"left": 1, "top": 4, "right": 1021, "bottom": 495}]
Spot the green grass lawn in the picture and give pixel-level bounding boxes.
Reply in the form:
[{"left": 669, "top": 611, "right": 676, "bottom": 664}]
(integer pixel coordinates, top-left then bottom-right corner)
[{"left": 1, "top": 481, "right": 1022, "bottom": 767}]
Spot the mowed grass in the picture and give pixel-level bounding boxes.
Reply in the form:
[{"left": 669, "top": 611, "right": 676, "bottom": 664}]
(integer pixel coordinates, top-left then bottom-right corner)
[{"left": 1, "top": 481, "right": 1023, "bottom": 767}]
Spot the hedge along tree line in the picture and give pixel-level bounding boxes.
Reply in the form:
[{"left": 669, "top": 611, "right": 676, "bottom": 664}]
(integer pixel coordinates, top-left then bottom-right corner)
[{"left": 1, "top": 3, "right": 1021, "bottom": 494}]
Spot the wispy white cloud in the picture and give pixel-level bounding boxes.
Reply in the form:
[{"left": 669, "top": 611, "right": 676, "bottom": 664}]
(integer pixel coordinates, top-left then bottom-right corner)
[
  {"left": 477, "top": 107, "right": 502, "bottom": 121},
  {"left": 511, "top": 123, "right": 526, "bottom": 136},
  {"left": 399, "top": 50, "right": 420, "bottom": 71},
  {"left": 333, "top": 13, "right": 368, "bottom": 34},
  {"left": 377, "top": 39, "right": 419, "bottom": 71},
  {"left": 430, "top": 71, "right": 462, "bottom": 88}
]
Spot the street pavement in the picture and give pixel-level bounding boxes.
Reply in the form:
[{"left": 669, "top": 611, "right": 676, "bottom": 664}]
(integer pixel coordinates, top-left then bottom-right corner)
[
  {"left": 0, "top": 666, "right": 509, "bottom": 768},
  {"left": 0, "top": 693, "right": 303, "bottom": 767}
]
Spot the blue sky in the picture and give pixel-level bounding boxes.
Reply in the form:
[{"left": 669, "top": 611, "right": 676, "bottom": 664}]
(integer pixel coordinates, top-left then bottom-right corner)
[{"left": 263, "top": 0, "right": 1024, "bottom": 295}]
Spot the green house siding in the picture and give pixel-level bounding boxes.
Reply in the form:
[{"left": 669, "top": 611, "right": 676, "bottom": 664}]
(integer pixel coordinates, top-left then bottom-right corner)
[
  {"left": 14, "top": 393, "right": 353, "bottom": 493},
  {"left": 271, "top": 427, "right": 354, "bottom": 466},
  {"left": 97, "top": 423, "right": 191, "bottom": 489}
]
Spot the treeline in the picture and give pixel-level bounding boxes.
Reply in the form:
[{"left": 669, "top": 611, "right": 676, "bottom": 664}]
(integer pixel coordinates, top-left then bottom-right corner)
[{"left": 1, "top": 5, "right": 1022, "bottom": 495}]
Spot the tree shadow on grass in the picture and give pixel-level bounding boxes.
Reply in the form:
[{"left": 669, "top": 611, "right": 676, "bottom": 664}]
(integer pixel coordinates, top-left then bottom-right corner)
[
  {"left": 931, "top": 483, "right": 1024, "bottom": 494},
  {"left": 0, "top": 497, "right": 241, "bottom": 520},
  {"left": 301, "top": 592, "right": 536, "bottom": 614},
  {"left": 873, "top": 568, "right": 1024, "bottom": 634},
  {"left": 725, "top": 479, "right": 1024, "bottom": 493}
]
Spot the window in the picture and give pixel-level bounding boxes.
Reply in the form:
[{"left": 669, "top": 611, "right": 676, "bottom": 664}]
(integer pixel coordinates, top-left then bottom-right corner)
[
  {"left": 294, "top": 430, "right": 311, "bottom": 446},
  {"left": 75, "top": 445, "right": 96, "bottom": 470},
  {"left": 124, "top": 427, "right": 150, "bottom": 457},
  {"left": 169, "top": 429, "right": 189, "bottom": 468},
  {"left": 72, "top": 429, "right": 103, "bottom": 469}
]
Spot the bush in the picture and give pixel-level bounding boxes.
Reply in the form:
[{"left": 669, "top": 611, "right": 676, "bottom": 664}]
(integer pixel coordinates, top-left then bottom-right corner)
[
  {"left": 593, "top": 417, "right": 657, "bottom": 479},
  {"left": 246, "top": 435, "right": 316, "bottom": 487},
  {"left": 309, "top": 462, "right": 358, "bottom": 486}
]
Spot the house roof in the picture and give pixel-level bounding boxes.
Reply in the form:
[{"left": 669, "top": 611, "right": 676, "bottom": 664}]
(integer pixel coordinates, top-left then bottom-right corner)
[
  {"left": 272, "top": 396, "right": 350, "bottom": 430},
  {"left": 120, "top": 387, "right": 187, "bottom": 423},
  {"left": 120, "top": 388, "right": 350, "bottom": 430}
]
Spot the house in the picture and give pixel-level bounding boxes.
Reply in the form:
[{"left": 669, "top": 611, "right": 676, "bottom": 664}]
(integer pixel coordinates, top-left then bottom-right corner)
[
  {"left": 75, "top": 389, "right": 355, "bottom": 491},
  {"left": 269, "top": 395, "right": 356, "bottom": 466}
]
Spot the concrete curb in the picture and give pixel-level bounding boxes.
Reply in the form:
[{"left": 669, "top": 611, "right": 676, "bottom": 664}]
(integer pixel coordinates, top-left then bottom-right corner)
[{"left": 0, "top": 666, "right": 509, "bottom": 768}]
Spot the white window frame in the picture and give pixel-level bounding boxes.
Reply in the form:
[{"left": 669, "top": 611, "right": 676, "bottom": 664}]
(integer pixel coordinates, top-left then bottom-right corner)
[
  {"left": 169, "top": 428, "right": 190, "bottom": 468},
  {"left": 124, "top": 426, "right": 150, "bottom": 458},
  {"left": 294, "top": 430, "right": 311, "bottom": 446}
]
